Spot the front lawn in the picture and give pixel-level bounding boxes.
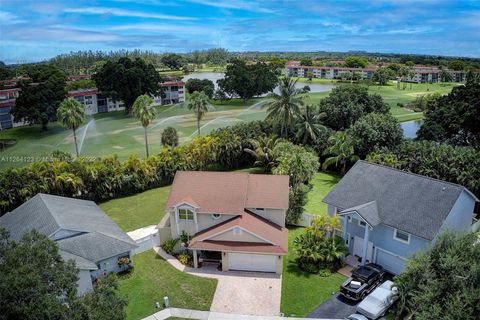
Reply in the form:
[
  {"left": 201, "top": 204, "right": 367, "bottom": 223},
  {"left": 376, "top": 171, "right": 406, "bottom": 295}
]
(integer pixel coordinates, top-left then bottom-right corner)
[
  {"left": 304, "top": 171, "right": 341, "bottom": 215},
  {"left": 281, "top": 227, "right": 346, "bottom": 317},
  {"left": 99, "top": 185, "right": 172, "bottom": 232},
  {"left": 117, "top": 250, "right": 217, "bottom": 320}
]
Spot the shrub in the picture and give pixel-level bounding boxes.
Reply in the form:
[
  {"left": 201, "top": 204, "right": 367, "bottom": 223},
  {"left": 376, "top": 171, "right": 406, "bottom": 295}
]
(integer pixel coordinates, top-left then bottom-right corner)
[
  {"left": 318, "top": 269, "right": 332, "bottom": 277},
  {"left": 161, "top": 127, "right": 179, "bottom": 148},
  {"left": 177, "top": 252, "right": 192, "bottom": 266},
  {"left": 161, "top": 238, "right": 179, "bottom": 254}
]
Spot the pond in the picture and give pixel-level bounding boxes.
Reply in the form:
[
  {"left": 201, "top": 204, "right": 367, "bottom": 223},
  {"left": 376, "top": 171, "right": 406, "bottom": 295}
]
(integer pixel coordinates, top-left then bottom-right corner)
[
  {"left": 401, "top": 120, "right": 423, "bottom": 139},
  {"left": 182, "top": 72, "right": 335, "bottom": 94}
]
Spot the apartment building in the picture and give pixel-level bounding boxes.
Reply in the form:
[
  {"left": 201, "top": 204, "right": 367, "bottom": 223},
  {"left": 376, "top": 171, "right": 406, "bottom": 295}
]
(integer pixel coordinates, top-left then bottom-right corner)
[
  {"left": 285, "top": 63, "right": 375, "bottom": 80},
  {"left": 403, "top": 66, "right": 467, "bottom": 83},
  {"left": 0, "top": 88, "right": 23, "bottom": 130}
]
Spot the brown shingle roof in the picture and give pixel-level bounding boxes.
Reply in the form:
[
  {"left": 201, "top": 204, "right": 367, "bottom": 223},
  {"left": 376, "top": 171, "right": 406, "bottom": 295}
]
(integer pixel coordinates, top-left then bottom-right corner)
[{"left": 166, "top": 171, "right": 289, "bottom": 214}]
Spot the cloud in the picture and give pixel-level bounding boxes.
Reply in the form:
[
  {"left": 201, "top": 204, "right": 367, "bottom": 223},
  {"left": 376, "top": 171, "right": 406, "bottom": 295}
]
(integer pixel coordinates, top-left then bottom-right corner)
[
  {"left": 109, "top": 23, "right": 213, "bottom": 34},
  {"left": 0, "top": 10, "right": 26, "bottom": 25},
  {"left": 64, "top": 7, "right": 197, "bottom": 20},
  {"left": 187, "top": 0, "right": 276, "bottom": 13}
]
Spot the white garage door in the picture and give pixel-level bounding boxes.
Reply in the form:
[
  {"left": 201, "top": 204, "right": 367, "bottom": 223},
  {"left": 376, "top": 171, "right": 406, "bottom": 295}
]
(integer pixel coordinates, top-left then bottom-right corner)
[
  {"left": 228, "top": 253, "right": 276, "bottom": 273},
  {"left": 375, "top": 248, "right": 406, "bottom": 275}
]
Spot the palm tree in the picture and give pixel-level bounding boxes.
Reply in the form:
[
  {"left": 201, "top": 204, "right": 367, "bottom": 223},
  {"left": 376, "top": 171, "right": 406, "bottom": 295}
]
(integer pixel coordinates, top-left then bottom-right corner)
[
  {"left": 187, "top": 91, "right": 211, "bottom": 135},
  {"left": 57, "top": 97, "right": 86, "bottom": 157},
  {"left": 265, "top": 77, "right": 304, "bottom": 138},
  {"left": 295, "top": 105, "right": 326, "bottom": 145},
  {"left": 243, "top": 136, "right": 282, "bottom": 173},
  {"left": 132, "top": 94, "right": 156, "bottom": 157},
  {"left": 322, "top": 131, "right": 359, "bottom": 175}
]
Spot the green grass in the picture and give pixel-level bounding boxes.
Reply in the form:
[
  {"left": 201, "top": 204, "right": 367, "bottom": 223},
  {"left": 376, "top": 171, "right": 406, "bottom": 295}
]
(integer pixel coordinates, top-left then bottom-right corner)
[
  {"left": 281, "top": 227, "right": 347, "bottom": 317},
  {"left": 99, "top": 185, "right": 172, "bottom": 232},
  {"left": 280, "top": 170, "right": 346, "bottom": 317},
  {"left": 117, "top": 250, "right": 217, "bottom": 320}
]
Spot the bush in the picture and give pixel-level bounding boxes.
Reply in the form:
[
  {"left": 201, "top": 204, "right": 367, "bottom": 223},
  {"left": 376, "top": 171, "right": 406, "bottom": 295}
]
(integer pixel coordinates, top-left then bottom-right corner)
[
  {"left": 161, "top": 127, "right": 179, "bottom": 148},
  {"left": 177, "top": 252, "right": 192, "bottom": 266},
  {"left": 318, "top": 269, "right": 332, "bottom": 277},
  {"left": 161, "top": 238, "right": 179, "bottom": 254}
]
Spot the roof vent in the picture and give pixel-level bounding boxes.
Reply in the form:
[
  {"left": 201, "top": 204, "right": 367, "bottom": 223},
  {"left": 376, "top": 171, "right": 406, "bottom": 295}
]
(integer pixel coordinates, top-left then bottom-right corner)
[{"left": 442, "top": 187, "right": 446, "bottom": 191}]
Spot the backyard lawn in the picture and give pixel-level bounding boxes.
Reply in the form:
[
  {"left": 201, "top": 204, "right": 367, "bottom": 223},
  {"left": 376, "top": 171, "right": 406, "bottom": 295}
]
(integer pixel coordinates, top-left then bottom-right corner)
[{"left": 116, "top": 250, "right": 217, "bottom": 320}]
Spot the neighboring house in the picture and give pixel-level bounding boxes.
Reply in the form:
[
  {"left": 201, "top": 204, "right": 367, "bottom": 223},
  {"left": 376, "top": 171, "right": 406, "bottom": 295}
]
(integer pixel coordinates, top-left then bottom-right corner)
[
  {"left": 0, "top": 193, "right": 137, "bottom": 294},
  {"left": 158, "top": 171, "right": 289, "bottom": 274},
  {"left": 323, "top": 160, "right": 478, "bottom": 275},
  {"left": 0, "top": 88, "right": 24, "bottom": 130}
]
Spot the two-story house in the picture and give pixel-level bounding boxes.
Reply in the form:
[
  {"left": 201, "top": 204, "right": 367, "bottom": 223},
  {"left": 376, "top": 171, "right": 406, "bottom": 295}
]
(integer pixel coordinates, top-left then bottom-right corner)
[
  {"left": 0, "top": 194, "right": 137, "bottom": 294},
  {"left": 159, "top": 171, "right": 289, "bottom": 274},
  {"left": 323, "top": 161, "right": 478, "bottom": 274}
]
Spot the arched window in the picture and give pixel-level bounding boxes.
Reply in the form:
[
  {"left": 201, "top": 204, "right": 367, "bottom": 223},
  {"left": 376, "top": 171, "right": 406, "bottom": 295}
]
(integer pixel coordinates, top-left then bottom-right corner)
[{"left": 178, "top": 208, "right": 194, "bottom": 221}]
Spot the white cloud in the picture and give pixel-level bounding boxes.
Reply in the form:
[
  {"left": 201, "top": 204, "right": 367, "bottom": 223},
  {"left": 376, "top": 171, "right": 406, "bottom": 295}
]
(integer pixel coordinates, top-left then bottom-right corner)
[
  {"left": 187, "top": 0, "right": 276, "bottom": 13},
  {"left": 0, "top": 10, "right": 26, "bottom": 25},
  {"left": 109, "top": 23, "right": 213, "bottom": 34},
  {"left": 64, "top": 7, "right": 197, "bottom": 20}
]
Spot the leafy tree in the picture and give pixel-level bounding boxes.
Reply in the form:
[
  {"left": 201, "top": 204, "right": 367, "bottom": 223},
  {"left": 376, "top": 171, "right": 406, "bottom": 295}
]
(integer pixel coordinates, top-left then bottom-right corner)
[
  {"left": 12, "top": 65, "right": 66, "bottom": 130},
  {"left": 306, "top": 70, "right": 314, "bottom": 80},
  {"left": 372, "top": 67, "right": 395, "bottom": 86},
  {"left": 217, "top": 59, "right": 277, "bottom": 102},
  {"left": 300, "top": 58, "right": 313, "bottom": 66},
  {"left": 339, "top": 71, "right": 353, "bottom": 81},
  {"left": 211, "top": 129, "right": 242, "bottom": 170},
  {"left": 132, "top": 95, "right": 156, "bottom": 157},
  {"left": 187, "top": 91, "right": 211, "bottom": 135},
  {"left": 448, "top": 60, "right": 466, "bottom": 71},
  {"left": 322, "top": 131, "right": 359, "bottom": 174},
  {"left": 273, "top": 141, "right": 320, "bottom": 186},
  {"left": 93, "top": 57, "right": 162, "bottom": 113},
  {"left": 244, "top": 136, "right": 282, "bottom": 173},
  {"left": 286, "top": 183, "right": 311, "bottom": 225},
  {"left": 295, "top": 105, "right": 326, "bottom": 145},
  {"left": 344, "top": 56, "right": 369, "bottom": 68},
  {"left": 439, "top": 69, "right": 453, "bottom": 84},
  {"left": 161, "top": 126, "right": 179, "bottom": 148},
  {"left": 161, "top": 53, "right": 185, "bottom": 70},
  {"left": 185, "top": 78, "right": 215, "bottom": 98},
  {"left": 392, "top": 231, "right": 480, "bottom": 319},
  {"left": 417, "top": 81, "right": 480, "bottom": 147},
  {"left": 349, "top": 113, "right": 403, "bottom": 158},
  {"left": 317, "top": 85, "right": 389, "bottom": 131},
  {"left": 65, "top": 79, "right": 96, "bottom": 91},
  {"left": 57, "top": 97, "right": 86, "bottom": 157},
  {"left": 266, "top": 77, "right": 304, "bottom": 137}
]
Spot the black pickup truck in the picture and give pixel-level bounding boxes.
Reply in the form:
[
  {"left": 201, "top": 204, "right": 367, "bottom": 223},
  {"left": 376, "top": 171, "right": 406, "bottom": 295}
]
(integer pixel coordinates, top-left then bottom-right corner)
[{"left": 340, "top": 263, "right": 385, "bottom": 301}]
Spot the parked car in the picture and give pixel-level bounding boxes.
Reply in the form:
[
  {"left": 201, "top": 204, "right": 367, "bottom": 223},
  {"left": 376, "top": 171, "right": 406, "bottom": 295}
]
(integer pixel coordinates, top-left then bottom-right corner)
[
  {"left": 344, "top": 314, "right": 369, "bottom": 320},
  {"left": 355, "top": 280, "right": 397, "bottom": 319},
  {"left": 340, "top": 263, "right": 385, "bottom": 301}
]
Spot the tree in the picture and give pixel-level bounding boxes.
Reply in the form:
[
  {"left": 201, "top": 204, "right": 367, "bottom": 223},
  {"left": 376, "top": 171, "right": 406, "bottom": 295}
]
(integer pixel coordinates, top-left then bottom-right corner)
[
  {"left": 132, "top": 95, "right": 156, "bottom": 157},
  {"left": 317, "top": 85, "right": 389, "bottom": 131},
  {"left": 295, "top": 105, "right": 326, "bottom": 145},
  {"left": 306, "top": 70, "right": 314, "bottom": 80},
  {"left": 187, "top": 91, "right": 211, "bottom": 135},
  {"left": 185, "top": 78, "right": 215, "bottom": 98},
  {"left": 417, "top": 80, "right": 480, "bottom": 147},
  {"left": 93, "top": 57, "right": 162, "bottom": 114},
  {"left": 12, "top": 65, "right": 66, "bottom": 130},
  {"left": 57, "top": 97, "right": 86, "bottom": 157},
  {"left": 392, "top": 231, "right": 480, "bottom": 319},
  {"left": 65, "top": 79, "right": 96, "bottom": 91},
  {"left": 244, "top": 136, "right": 282, "bottom": 173},
  {"left": 300, "top": 58, "right": 313, "bottom": 66},
  {"left": 349, "top": 113, "right": 403, "bottom": 158},
  {"left": 372, "top": 67, "right": 395, "bottom": 86},
  {"left": 161, "top": 126, "right": 179, "bottom": 148},
  {"left": 344, "top": 56, "right": 369, "bottom": 68},
  {"left": 273, "top": 141, "right": 320, "bottom": 186},
  {"left": 266, "top": 77, "right": 304, "bottom": 137},
  {"left": 217, "top": 59, "right": 277, "bottom": 102},
  {"left": 448, "top": 60, "right": 466, "bottom": 71},
  {"left": 161, "top": 53, "right": 185, "bottom": 70},
  {"left": 322, "top": 131, "right": 359, "bottom": 174},
  {"left": 439, "top": 69, "right": 453, "bottom": 84}
]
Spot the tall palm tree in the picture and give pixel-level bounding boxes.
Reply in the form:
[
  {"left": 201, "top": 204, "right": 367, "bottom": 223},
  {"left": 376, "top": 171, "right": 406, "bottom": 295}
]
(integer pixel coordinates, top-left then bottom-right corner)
[
  {"left": 266, "top": 77, "right": 304, "bottom": 138},
  {"left": 187, "top": 91, "right": 211, "bottom": 135},
  {"left": 243, "top": 136, "right": 282, "bottom": 173},
  {"left": 57, "top": 97, "right": 86, "bottom": 157},
  {"left": 132, "top": 94, "right": 156, "bottom": 157},
  {"left": 322, "top": 131, "right": 359, "bottom": 175},
  {"left": 295, "top": 105, "right": 326, "bottom": 145}
]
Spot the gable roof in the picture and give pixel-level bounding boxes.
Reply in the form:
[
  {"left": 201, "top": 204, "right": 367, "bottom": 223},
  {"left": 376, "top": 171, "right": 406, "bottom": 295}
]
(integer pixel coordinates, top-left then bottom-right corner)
[
  {"left": 323, "top": 161, "right": 478, "bottom": 240},
  {"left": 189, "top": 210, "right": 288, "bottom": 254},
  {"left": 0, "top": 194, "right": 137, "bottom": 268},
  {"left": 166, "top": 171, "right": 289, "bottom": 214}
]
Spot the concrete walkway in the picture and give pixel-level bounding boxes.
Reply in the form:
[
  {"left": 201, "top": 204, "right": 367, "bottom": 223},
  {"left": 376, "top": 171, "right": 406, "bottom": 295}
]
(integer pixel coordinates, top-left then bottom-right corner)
[
  {"left": 154, "top": 247, "right": 282, "bottom": 315},
  {"left": 143, "top": 307, "right": 342, "bottom": 320}
]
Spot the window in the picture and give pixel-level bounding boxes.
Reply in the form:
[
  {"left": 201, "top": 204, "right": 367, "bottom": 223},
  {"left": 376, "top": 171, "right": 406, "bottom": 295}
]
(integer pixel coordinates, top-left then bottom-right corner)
[
  {"left": 178, "top": 208, "right": 194, "bottom": 221},
  {"left": 212, "top": 213, "right": 222, "bottom": 220},
  {"left": 358, "top": 220, "right": 367, "bottom": 227},
  {"left": 394, "top": 229, "right": 410, "bottom": 244},
  {"left": 348, "top": 216, "right": 352, "bottom": 222},
  {"left": 233, "top": 227, "right": 242, "bottom": 235}
]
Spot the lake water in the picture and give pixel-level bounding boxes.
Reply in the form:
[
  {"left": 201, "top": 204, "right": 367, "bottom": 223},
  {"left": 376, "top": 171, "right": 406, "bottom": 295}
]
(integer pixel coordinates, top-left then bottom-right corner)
[
  {"left": 182, "top": 72, "right": 335, "bottom": 94},
  {"left": 401, "top": 120, "right": 423, "bottom": 138}
]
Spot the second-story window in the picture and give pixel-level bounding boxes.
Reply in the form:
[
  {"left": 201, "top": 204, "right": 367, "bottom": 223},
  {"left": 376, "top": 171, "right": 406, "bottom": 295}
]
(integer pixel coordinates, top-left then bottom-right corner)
[{"left": 179, "top": 208, "right": 194, "bottom": 221}]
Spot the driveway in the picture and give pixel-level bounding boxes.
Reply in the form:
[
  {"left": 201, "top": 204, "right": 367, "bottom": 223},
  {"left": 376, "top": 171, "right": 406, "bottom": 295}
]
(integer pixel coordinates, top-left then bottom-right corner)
[
  {"left": 190, "top": 266, "right": 282, "bottom": 316},
  {"left": 308, "top": 293, "right": 359, "bottom": 319}
]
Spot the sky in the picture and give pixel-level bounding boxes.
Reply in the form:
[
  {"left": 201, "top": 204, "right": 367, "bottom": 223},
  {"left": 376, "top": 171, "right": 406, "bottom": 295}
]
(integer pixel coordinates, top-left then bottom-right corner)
[{"left": 1, "top": 0, "right": 479, "bottom": 64}]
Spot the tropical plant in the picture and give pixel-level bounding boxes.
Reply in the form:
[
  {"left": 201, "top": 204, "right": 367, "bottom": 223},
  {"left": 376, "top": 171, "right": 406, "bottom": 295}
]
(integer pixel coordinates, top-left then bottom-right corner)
[
  {"left": 57, "top": 97, "right": 86, "bottom": 157},
  {"left": 161, "top": 238, "right": 179, "bottom": 254},
  {"left": 322, "top": 131, "right": 359, "bottom": 174},
  {"left": 177, "top": 252, "right": 192, "bottom": 266},
  {"left": 273, "top": 141, "right": 320, "bottom": 186},
  {"left": 266, "top": 77, "right": 305, "bottom": 137},
  {"left": 161, "top": 126, "right": 179, "bottom": 148},
  {"left": 187, "top": 91, "right": 211, "bottom": 135},
  {"left": 243, "top": 136, "right": 282, "bottom": 172},
  {"left": 179, "top": 230, "right": 190, "bottom": 246},
  {"left": 286, "top": 183, "right": 310, "bottom": 225},
  {"left": 132, "top": 95, "right": 156, "bottom": 157},
  {"left": 295, "top": 104, "right": 326, "bottom": 145}
]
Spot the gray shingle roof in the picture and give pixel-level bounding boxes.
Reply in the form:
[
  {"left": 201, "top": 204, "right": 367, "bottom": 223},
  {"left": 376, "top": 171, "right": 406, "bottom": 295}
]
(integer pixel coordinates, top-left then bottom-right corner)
[
  {"left": 59, "top": 250, "right": 98, "bottom": 270},
  {"left": 0, "top": 194, "right": 137, "bottom": 269},
  {"left": 340, "top": 201, "right": 381, "bottom": 227},
  {"left": 323, "top": 161, "right": 478, "bottom": 240}
]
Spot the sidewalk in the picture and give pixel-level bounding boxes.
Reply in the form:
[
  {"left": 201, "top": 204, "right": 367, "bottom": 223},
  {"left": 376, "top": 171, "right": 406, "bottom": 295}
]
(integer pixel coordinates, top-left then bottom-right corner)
[{"left": 143, "top": 307, "right": 342, "bottom": 320}]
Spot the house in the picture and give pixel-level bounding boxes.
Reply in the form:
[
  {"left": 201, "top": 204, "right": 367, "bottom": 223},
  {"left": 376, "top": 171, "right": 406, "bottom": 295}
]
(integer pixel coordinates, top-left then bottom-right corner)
[
  {"left": 323, "top": 161, "right": 478, "bottom": 274},
  {"left": 158, "top": 171, "right": 289, "bottom": 274},
  {"left": 0, "top": 193, "right": 137, "bottom": 294}
]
